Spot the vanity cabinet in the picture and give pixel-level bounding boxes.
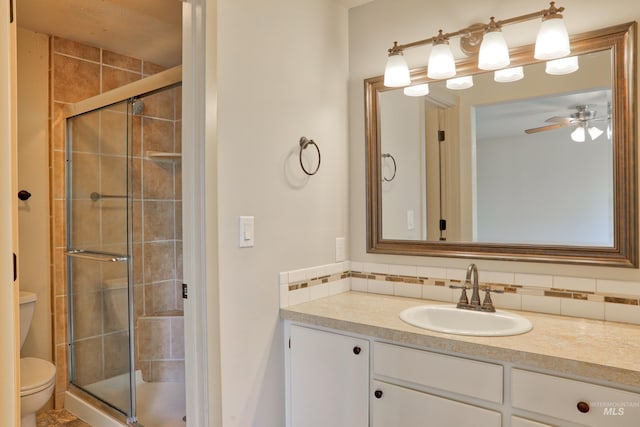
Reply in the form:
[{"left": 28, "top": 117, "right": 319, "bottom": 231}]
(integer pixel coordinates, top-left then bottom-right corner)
[
  {"left": 285, "top": 322, "right": 640, "bottom": 427},
  {"left": 288, "top": 325, "right": 369, "bottom": 427},
  {"left": 512, "top": 369, "right": 640, "bottom": 427}
]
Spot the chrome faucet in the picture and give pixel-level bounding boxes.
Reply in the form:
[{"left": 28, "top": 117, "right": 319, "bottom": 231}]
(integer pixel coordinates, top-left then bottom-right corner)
[{"left": 450, "top": 263, "right": 503, "bottom": 312}]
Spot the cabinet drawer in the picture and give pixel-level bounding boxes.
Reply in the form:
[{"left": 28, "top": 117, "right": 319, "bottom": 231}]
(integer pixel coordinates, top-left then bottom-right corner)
[
  {"left": 372, "top": 380, "right": 501, "bottom": 427},
  {"left": 512, "top": 369, "right": 640, "bottom": 427},
  {"left": 373, "top": 342, "right": 503, "bottom": 403}
]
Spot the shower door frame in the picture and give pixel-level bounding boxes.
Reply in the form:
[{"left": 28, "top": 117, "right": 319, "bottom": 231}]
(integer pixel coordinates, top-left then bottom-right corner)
[{"left": 63, "top": 66, "right": 182, "bottom": 425}]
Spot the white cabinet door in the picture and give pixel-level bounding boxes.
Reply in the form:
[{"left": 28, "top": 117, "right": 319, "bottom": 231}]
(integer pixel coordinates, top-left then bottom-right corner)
[
  {"left": 372, "top": 380, "right": 502, "bottom": 427},
  {"left": 289, "top": 325, "right": 369, "bottom": 427}
]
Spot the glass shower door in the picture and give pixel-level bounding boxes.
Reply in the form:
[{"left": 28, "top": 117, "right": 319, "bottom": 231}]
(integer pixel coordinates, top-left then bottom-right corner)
[{"left": 65, "top": 99, "right": 137, "bottom": 422}]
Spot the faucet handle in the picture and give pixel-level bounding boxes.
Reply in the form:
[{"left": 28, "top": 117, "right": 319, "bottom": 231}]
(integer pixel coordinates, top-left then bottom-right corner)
[
  {"left": 449, "top": 284, "right": 469, "bottom": 306},
  {"left": 481, "top": 288, "right": 504, "bottom": 312}
]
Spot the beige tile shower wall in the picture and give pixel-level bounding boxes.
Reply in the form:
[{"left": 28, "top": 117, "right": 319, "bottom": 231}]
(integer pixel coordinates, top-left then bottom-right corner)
[
  {"left": 50, "top": 36, "right": 183, "bottom": 407},
  {"left": 136, "top": 85, "right": 184, "bottom": 382}
]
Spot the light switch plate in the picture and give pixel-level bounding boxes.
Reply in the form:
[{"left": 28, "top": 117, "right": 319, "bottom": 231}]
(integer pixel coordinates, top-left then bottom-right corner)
[{"left": 239, "top": 216, "right": 254, "bottom": 248}]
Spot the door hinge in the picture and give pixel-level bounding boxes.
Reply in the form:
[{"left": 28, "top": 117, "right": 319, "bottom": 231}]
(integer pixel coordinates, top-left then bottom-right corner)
[
  {"left": 438, "top": 130, "right": 445, "bottom": 142},
  {"left": 13, "top": 253, "right": 16, "bottom": 281},
  {"left": 9, "top": 0, "right": 13, "bottom": 23},
  {"left": 182, "top": 283, "right": 188, "bottom": 299},
  {"left": 288, "top": 338, "right": 291, "bottom": 348},
  {"left": 439, "top": 219, "right": 447, "bottom": 231}
]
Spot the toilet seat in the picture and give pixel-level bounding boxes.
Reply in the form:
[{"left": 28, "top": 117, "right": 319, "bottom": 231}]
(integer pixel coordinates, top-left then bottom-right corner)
[{"left": 20, "top": 357, "right": 56, "bottom": 396}]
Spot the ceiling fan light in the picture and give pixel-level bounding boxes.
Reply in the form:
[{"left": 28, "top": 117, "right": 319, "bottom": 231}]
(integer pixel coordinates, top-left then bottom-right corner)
[
  {"left": 446, "top": 75, "right": 474, "bottom": 90},
  {"left": 545, "top": 56, "right": 579, "bottom": 75},
  {"left": 403, "top": 83, "right": 430, "bottom": 97},
  {"left": 534, "top": 15, "right": 571, "bottom": 60},
  {"left": 570, "top": 125, "right": 585, "bottom": 143},
  {"left": 494, "top": 66, "right": 524, "bottom": 82},
  {"left": 384, "top": 52, "right": 411, "bottom": 87},
  {"left": 478, "top": 29, "right": 510, "bottom": 70},
  {"left": 427, "top": 40, "right": 456, "bottom": 79},
  {"left": 588, "top": 126, "right": 604, "bottom": 140}
]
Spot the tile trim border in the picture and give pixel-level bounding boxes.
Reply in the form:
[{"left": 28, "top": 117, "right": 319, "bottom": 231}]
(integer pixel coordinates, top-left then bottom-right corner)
[{"left": 280, "top": 261, "right": 640, "bottom": 325}]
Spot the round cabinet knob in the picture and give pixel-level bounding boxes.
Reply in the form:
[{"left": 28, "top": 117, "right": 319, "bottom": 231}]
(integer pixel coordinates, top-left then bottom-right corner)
[
  {"left": 374, "top": 390, "right": 383, "bottom": 399},
  {"left": 577, "top": 401, "right": 590, "bottom": 413},
  {"left": 352, "top": 346, "right": 361, "bottom": 355},
  {"left": 18, "top": 190, "right": 31, "bottom": 201}
]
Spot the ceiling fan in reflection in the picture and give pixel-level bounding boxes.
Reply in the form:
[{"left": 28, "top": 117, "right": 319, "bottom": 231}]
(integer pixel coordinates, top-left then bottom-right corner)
[{"left": 524, "top": 104, "right": 610, "bottom": 142}]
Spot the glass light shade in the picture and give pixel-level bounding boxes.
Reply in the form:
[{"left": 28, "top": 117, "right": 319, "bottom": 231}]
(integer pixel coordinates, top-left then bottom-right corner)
[
  {"left": 534, "top": 16, "right": 571, "bottom": 60},
  {"left": 446, "top": 75, "right": 473, "bottom": 90},
  {"left": 588, "top": 126, "right": 604, "bottom": 140},
  {"left": 545, "top": 56, "right": 579, "bottom": 75},
  {"left": 384, "top": 53, "right": 411, "bottom": 87},
  {"left": 570, "top": 126, "right": 586, "bottom": 142},
  {"left": 427, "top": 42, "right": 456, "bottom": 79},
  {"left": 494, "top": 66, "right": 524, "bottom": 83},
  {"left": 403, "top": 83, "right": 430, "bottom": 97},
  {"left": 478, "top": 30, "right": 510, "bottom": 70}
]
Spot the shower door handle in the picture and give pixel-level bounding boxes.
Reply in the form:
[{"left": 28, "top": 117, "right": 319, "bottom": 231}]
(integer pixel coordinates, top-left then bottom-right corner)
[{"left": 65, "top": 249, "right": 128, "bottom": 263}]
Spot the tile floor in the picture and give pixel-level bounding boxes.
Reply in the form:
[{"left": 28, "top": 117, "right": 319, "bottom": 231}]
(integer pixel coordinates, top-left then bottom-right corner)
[{"left": 36, "top": 409, "right": 91, "bottom": 427}]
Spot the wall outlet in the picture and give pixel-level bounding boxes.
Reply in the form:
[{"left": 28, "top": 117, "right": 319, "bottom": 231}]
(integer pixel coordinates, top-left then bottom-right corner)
[{"left": 335, "top": 237, "right": 345, "bottom": 262}]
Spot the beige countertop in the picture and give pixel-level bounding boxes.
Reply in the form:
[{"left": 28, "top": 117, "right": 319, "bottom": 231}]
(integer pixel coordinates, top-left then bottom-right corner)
[{"left": 280, "top": 291, "right": 640, "bottom": 389}]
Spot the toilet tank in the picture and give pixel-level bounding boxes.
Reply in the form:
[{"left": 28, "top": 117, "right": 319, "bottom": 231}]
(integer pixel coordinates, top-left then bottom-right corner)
[{"left": 19, "top": 291, "right": 37, "bottom": 349}]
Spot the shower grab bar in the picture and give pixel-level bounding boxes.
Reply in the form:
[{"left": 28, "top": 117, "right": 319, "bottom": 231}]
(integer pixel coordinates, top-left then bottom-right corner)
[
  {"left": 65, "top": 249, "right": 128, "bottom": 263},
  {"left": 90, "top": 191, "right": 127, "bottom": 201}
]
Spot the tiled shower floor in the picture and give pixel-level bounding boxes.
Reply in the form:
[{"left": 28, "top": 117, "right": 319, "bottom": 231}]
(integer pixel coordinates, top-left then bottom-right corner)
[{"left": 36, "top": 409, "right": 91, "bottom": 427}]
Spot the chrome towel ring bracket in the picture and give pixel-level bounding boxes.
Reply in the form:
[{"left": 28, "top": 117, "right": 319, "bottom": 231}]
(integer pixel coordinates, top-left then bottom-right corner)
[
  {"left": 381, "top": 153, "right": 397, "bottom": 182},
  {"left": 299, "top": 136, "right": 321, "bottom": 176}
]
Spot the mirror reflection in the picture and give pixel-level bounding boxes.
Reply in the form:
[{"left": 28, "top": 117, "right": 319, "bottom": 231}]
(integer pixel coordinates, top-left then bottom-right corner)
[{"left": 380, "top": 50, "right": 613, "bottom": 246}]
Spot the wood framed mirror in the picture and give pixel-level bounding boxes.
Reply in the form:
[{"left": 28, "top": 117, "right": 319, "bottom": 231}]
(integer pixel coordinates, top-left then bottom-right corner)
[{"left": 365, "top": 22, "right": 637, "bottom": 267}]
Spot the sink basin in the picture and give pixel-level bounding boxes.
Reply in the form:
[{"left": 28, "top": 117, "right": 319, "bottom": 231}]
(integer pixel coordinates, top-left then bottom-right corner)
[{"left": 400, "top": 304, "right": 533, "bottom": 337}]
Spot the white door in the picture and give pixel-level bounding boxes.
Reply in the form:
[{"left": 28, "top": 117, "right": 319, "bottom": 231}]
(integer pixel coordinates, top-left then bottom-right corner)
[
  {"left": 289, "top": 325, "right": 369, "bottom": 427},
  {"left": 0, "top": 0, "right": 20, "bottom": 424},
  {"left": 371, "top": 380, "right": 502, "bottom": 427}
]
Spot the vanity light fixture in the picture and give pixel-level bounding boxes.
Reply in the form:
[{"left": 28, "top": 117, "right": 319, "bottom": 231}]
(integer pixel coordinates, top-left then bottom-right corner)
[
  {"left": 545, "top": 55, "right": 579, "bottom": 75},
  {"left": 384, "top": 43, "right": 412, "bottom": 87},
  {"left": 446, "top": 75, "right": 474, "bottom": 90},
  {"left": 403, "top": 83, "right": 430, "bottom": 96},
  {"left": 494, "top": 66, "right": 524, "bottom": 82},
  {"left": 477, "top": 17, "right": 510, "bottom": 70},
  {"left": 427, "top": 31, "right": 457, "bottom": 79},
  {"left": 382, "top": 2, "right": 570, "bottom": 87}
]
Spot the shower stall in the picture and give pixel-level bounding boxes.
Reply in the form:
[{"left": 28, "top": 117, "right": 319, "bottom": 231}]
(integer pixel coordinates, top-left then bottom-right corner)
[{"left": 64, "top": 72, "right": 185, "bottom": 426}]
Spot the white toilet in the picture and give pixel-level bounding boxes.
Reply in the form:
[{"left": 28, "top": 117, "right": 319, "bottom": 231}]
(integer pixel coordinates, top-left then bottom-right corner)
[{"left": 19, "top": 291, "right": 57, "bottom": 427}]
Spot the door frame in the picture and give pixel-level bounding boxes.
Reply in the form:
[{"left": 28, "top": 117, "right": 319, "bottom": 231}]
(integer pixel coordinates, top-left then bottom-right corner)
[{"left": 0, "top": 0, "right": 20, "bottom": 424}]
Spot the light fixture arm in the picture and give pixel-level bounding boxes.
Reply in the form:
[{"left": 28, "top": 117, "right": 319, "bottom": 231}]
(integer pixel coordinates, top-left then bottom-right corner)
[{"left": 386, "top": 2, "right": 564, "bottom": 55}]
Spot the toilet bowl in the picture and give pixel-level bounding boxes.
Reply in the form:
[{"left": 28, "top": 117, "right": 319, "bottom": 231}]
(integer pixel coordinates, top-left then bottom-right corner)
[
  {"left": 20, "top": 357, "right": 56, "bottom": 427},
  {"left": 19, "top": 291, "right": 57, "bottom": 427}
]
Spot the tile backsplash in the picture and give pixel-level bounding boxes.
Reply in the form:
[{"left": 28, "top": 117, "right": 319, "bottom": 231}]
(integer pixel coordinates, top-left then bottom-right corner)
[{"left": 280, "top": 261, "right": 640, "bottom": 325}]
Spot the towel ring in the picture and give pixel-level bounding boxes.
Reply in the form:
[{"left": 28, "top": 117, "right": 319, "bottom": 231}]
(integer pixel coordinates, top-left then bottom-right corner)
[
  {"left": 381, "top": 153, "right": 397, "bottom": 182},
  {"left": 299, "top": 136, "right": 321, "bottom": 176}
]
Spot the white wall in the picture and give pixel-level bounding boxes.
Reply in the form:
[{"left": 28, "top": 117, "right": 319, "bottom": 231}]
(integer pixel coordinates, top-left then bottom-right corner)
[
  {"left": 215, "top": 0, "right": 349, "bottom": 425},
  {"left": 349, "top": 0, "right": 640, "bottom": 281},
  {"left": 380, "top": 90, "right": 424, "bottom": 240},
  {"left": 16, "top": 28, "right": 51, "bottom": 360}
]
